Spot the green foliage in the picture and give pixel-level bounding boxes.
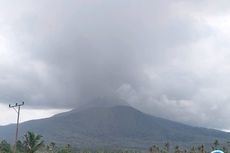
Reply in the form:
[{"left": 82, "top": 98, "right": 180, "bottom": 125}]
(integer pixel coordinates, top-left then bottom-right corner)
[
  {"left": 46, "top": 142, "right": 57, "bottom": 153},
  {"left": 197, "top": 144, "right": 205, "bottom": 153},
  {"left": 23, "top": 131, "right": 44, "bottom": 153},
  {"left": 0, "top": 140, "right": 12, "bottom": 153},
  {"left": 57, "top": 144, "right": 72, "bottom": 153},
  {"left": 16, "top": 140, "right": 24, "bottom": 153},
  {"left": 149, "top": 145, "right": 160, "bottom": 153},
  {"left": 174, "top": 145, "right": 183, "bottom": 153},
  {"left": 1, "top": 131, "right": 230, "bottom": 153},
  {"left": 189, "top": 146, "right": 196, "bottom": 153},
  {"left": 212, "top": 140, "right": 220, "bottom": 150}
]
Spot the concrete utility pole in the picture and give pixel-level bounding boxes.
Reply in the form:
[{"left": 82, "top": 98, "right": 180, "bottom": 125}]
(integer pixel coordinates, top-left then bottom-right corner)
[{"left": 9, "top": 101, "right": 24, "bottom": 153}]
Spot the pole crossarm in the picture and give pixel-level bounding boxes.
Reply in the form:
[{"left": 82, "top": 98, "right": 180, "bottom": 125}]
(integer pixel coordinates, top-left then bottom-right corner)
[{"left": 9, "top": 101, "right": 24, "bottom": 108}]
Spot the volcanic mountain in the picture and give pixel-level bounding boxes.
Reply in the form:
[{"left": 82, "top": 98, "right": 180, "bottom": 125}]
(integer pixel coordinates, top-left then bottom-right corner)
[{"left": 0, "top": 103, "right": 230, "bottom": 149}]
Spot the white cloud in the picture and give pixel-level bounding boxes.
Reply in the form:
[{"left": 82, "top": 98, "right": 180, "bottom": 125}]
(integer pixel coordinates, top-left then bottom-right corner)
[{"left": 0, "top": 103, "right": 70, "bottom": 126}]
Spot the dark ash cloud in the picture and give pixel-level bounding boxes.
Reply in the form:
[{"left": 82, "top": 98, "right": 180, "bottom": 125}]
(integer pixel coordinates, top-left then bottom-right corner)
[{"left": 0, "top": 0, "right": 230, "bottom": 129}]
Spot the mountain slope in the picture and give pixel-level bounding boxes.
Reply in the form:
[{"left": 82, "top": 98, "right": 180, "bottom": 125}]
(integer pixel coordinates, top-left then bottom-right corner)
[{"left": 0, "top": 105, "right": 230, "bottom": 149}]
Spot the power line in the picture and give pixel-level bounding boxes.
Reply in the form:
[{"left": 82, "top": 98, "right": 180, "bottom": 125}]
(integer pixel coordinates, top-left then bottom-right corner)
[{"left": 9, "top": 101, "right": 24, "bottom": 153}]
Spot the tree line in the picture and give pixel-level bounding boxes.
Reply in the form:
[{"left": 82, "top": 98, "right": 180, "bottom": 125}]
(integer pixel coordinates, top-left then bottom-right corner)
[
  {"left": 0, "top": 131, "right": 229, "bottom": 153},
  {"left": 0, "top": 131, "right": 71, "bottom": 153}
]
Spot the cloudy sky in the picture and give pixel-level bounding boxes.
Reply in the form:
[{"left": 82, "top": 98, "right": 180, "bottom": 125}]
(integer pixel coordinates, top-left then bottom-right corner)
[{"left": 0, "top": 0, "right": 230, "bottom": 130}]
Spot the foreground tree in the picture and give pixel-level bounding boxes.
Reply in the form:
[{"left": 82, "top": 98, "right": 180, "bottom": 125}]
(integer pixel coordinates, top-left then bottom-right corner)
[
  {"left": 212, "top": 140, "right": 219, "bottom": 150},
  {"left": 57, "top": 144, "right": 72, "bottom": 153},
  {"left": 46, "top": 142, "right": 57, "bottom": 153},
  {"left": 0, "top": 140, "right": 12, "bottom": 153},
  {"left": 16, "top": 140, "right": 25, "bottom": 153},
  {"left": 23, "top": 131, "right": 44, "bottom": 153},
  {"left": 197, "top": 144, "right": 205, "bottom": 153},
  {"left": 149, "top": 145, "right": 160, "bottom": 153},
  {"left": 163, "top": 142, "right": 170, "bottom": 153}
]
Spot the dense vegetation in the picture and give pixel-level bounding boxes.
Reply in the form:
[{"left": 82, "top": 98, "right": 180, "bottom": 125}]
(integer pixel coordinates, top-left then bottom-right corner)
[{"left": 0, "top": 131, "right": 229, "bottom": 153}]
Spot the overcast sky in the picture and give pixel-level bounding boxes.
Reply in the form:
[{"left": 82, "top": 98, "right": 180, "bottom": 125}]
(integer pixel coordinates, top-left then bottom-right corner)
[{"left": 1, "top": 0, "right": 230, "bottom": 130}]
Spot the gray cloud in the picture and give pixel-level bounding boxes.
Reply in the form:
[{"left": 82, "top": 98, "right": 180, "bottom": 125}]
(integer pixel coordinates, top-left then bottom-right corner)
[{"left": 0, "top": 0, "right": 230, "bottom": 129}]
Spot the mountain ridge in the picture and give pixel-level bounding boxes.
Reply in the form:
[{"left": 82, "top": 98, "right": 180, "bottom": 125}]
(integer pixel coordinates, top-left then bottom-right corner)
[{"left": 0, "top": 104, "right": 230, "bottom": 149}]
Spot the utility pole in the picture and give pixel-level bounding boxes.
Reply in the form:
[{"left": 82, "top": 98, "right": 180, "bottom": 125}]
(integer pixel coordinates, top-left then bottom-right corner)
[{"left": 9, "top": 101, "right": 24, "bottom": 153}]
